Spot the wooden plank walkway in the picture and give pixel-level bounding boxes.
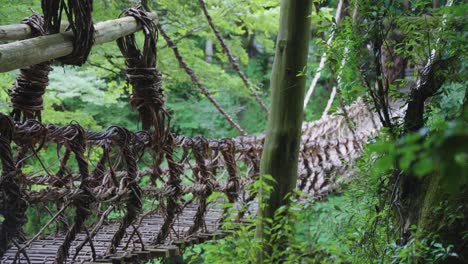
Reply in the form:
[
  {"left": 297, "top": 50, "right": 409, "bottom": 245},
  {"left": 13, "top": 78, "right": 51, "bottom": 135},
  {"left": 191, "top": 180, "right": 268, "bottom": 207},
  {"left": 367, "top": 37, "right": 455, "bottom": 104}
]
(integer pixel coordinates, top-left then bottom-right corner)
[{"left": 1, "top": 204, "right": 225, "bottom": 264}]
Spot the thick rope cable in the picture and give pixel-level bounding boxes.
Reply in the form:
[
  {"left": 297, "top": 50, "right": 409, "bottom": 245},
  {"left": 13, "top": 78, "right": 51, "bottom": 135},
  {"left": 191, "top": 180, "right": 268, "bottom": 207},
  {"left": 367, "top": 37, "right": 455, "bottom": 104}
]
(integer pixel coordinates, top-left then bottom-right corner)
[
  {"left": 0, "top": 114, "right": 28, "bottom": 258},
  {"left": 153, "top": 135, "right": 183, "bottom": 244},
  {"left": 9, "top": 14, "right": 52, "bottom": 122},
  {"left": 106, "top": 127, "right": 142, "bottom": 255},
  {"left": 117, "top": 7, "right": 170, "bottom": 142},
  {"left": 55, "top": 124, "right": 95, "bottom": 264},
  {"left": 221, "top": 138, "right": 240, "bottom": 204},
  {"left": 187, "top": 137, "right": 213, "bottom": 235},
  {"left": 41, "top": 0, "right": 95, "bottom": 65}
]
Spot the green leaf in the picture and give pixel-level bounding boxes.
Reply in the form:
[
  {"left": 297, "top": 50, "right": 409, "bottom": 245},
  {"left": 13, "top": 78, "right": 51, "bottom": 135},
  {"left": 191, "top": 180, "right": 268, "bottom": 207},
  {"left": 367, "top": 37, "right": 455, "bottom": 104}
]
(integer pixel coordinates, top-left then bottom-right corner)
[{"left": 412, "top": 157, "right": 434, "bottom": 177}]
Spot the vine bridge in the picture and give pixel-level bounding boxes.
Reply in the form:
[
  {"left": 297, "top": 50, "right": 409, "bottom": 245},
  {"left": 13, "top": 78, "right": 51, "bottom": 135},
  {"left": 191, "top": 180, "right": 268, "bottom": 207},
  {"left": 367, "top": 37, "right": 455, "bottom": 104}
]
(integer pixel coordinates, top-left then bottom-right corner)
[
  {"left": 0, "top": 2, "right": 398, "bottom": 263},
  {"left": 0, "top": 99, "right": 382, "bottom": 263}
]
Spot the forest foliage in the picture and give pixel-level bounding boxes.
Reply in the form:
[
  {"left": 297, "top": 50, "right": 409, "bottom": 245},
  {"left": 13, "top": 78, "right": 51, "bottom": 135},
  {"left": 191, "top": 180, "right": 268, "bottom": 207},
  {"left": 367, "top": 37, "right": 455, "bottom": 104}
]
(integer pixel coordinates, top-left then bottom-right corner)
[{"left": 0, "top": 0, "right": 466, "bottom": 263}]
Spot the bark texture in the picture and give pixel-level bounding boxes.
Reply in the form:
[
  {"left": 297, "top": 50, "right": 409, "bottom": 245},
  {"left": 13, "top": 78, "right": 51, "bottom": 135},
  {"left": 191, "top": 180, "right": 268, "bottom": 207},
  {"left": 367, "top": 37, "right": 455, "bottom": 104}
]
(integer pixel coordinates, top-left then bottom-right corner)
[
  {"left": 397, "top": 57, "right": 466, "bottom": 263},
  {"left": 255, "top": 0, "right": 312, "bottom": 261}
]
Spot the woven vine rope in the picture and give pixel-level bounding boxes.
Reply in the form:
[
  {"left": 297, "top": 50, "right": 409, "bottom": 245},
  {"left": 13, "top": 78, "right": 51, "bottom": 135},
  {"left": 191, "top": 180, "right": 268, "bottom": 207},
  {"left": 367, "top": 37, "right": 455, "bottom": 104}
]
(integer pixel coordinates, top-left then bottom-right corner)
[
  {"left": 9, "top": 14, "right": 52, "bottom": 122},
  {"left": 41, "top": 0, "right": 95, "bottom": 65},
  {"left": 0, "top": 98, "right": 390, "bottom": 263}
]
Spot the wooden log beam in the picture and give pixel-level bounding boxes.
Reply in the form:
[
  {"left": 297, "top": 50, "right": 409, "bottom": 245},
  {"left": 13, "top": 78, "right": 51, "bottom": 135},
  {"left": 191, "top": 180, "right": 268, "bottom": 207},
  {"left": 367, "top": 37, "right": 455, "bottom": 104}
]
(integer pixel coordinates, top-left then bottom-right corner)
[
  {"left": 0, "top": 22, "right": 69, "bottom": 42},
  {"left": 0, "top": 24, "right": 35, "bottom": 41},
  {"left": 0, "top": 12, "right": 157, "bottom": 73}
]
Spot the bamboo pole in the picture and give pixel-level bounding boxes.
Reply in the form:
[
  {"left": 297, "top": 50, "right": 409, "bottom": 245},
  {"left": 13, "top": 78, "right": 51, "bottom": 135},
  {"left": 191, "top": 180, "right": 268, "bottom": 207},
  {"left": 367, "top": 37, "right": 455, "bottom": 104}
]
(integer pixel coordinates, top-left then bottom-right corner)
[{"left": 0, "top": 12, "right": 158, "bottom": 73}]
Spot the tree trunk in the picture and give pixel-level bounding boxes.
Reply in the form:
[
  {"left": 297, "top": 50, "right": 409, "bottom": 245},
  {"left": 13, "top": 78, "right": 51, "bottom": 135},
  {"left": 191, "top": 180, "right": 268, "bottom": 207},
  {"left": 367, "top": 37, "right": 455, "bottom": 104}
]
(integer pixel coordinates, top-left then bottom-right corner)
[
  {"left": 205, "top": 40, "right": 213, "bottom": 63},
  {"left": 255, "top": 0, "right": 312, "bottom": 261},
  {"left": 398, "top": 57, "right": 460, "bottom": 242}
]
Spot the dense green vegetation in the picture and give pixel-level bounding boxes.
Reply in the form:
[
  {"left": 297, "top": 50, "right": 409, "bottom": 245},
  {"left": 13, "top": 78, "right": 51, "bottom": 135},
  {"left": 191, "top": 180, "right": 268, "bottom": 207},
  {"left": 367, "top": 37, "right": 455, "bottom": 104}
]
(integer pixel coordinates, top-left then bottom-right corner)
[
  {"left": 0, "top": 0, "right": 466, "bottom": 263},
  {"left": 0, "top": 0, "right": 343, "bottom": 136}
]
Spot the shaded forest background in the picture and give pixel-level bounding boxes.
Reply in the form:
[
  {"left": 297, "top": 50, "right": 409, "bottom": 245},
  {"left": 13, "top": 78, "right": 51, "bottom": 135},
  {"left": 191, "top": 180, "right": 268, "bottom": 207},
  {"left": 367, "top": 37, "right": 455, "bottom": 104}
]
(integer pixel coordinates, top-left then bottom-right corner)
[{"left": 1, "top": 0, "right": 337, "bottom": 137}]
